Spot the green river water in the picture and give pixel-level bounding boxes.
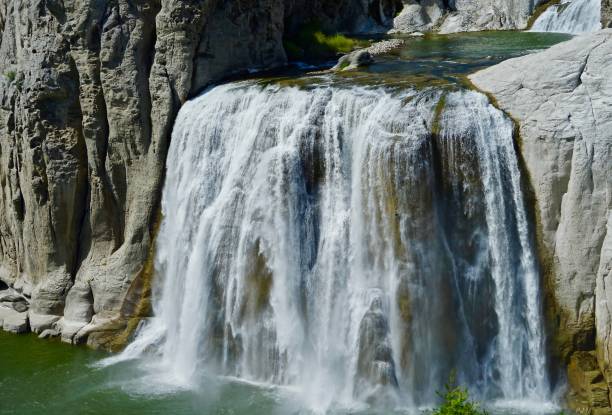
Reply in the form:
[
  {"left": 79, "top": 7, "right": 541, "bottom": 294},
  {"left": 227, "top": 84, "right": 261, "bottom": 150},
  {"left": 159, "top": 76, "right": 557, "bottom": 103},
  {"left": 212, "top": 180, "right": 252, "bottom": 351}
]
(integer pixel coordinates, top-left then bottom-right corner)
[{"left": 0, "top": 31, "right": 571, "bottom": 415}]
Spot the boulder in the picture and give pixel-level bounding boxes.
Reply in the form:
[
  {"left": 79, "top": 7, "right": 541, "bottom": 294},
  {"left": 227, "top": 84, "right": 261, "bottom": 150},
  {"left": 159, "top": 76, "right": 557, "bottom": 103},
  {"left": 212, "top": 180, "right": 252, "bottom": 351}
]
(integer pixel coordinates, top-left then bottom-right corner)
[
  {"left": 0, "top": 307, "right": 29, "bottom": 334},
  {"left": 29, "top": 312, "right": 61, "bottom": 334},
  {"left": 333, "top": 50, "right": 374, "bottom": 71},
  {"left": 11, "top": 301, "right": 28, "bottom": 313},
  {"left": 38, "top": 329, "right": 60, "bottom": 339}
]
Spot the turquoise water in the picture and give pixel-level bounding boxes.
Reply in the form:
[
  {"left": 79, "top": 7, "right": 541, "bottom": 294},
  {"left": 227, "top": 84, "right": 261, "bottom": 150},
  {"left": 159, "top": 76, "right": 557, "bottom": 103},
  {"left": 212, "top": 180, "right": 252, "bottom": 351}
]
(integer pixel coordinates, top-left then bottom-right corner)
[
  {"left": 272, "top": 31, "right": 571, "bottom": 88},
  {"left": 0, "top": 332, "right": 280, "bottom": 415},
  {"left": 0, "top": 31, "right": 572, "bottom": 415},
  {"left": 369, "top": 31, "right": 572, "bottom": 82}
]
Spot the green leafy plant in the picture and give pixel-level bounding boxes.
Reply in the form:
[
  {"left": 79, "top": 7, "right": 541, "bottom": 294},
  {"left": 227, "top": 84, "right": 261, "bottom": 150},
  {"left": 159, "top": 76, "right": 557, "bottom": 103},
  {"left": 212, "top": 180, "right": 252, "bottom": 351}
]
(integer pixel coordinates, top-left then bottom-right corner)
[
  {"left": 313, "top": 31, "right": 356, "bottom": 54},
  {"left": 4, "top": 71, "right": 16, "bottom": 82},
  {"left": 431, "top": 375, "right": 488, "bottom": 415}
]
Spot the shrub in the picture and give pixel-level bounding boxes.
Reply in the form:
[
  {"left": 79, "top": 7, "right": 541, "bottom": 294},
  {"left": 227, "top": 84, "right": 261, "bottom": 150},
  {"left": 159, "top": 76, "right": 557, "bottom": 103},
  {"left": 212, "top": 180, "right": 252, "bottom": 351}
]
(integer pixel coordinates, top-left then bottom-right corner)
[
  {"left": 313, "top": 31, "right": 356, "bottom": 54},
  {"left": 431, "top": 377, "right": 487, "bottom": 415},
  {"left": 430, "top": 374, "right": 569, "bottom": 415}
]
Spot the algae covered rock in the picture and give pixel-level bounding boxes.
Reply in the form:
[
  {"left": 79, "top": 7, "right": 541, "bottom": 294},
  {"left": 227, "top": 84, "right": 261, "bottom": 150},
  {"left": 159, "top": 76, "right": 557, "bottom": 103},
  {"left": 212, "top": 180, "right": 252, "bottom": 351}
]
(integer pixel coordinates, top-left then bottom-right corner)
[{"left": 334, "top": 50, "right": 374, "bottom": 71}]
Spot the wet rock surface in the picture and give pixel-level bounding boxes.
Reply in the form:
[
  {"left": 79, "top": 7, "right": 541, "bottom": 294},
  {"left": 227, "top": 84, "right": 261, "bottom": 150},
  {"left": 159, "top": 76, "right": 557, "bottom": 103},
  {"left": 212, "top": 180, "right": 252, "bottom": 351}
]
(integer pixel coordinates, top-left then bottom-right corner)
[{"left": 333, "top": 50, "right": 374, "bottom": 70}]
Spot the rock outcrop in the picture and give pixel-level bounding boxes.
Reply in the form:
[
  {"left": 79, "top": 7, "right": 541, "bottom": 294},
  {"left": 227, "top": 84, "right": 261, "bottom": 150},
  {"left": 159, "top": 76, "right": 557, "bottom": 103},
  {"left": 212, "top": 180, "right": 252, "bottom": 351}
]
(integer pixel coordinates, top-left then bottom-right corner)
[
  {"left": 0, "top": 0, "right": 390, "bottom": 348},
  {"left": 604, "top": 0, "right": 612, "bottom": 27},
  {"left": 391, "top": 0, "right": 446, "bottom": 32},
  {"left": 355, "top": 296, "right": 399, "bottom": 405},
  {"left": 440, "top": 0, "right": 536, "bottom": 32},
  {"left": 391, "top": 0, "right": 538, "bottom": 33},
  {"left": 471, "top": 29, "right": 612, "bottom": 412}
]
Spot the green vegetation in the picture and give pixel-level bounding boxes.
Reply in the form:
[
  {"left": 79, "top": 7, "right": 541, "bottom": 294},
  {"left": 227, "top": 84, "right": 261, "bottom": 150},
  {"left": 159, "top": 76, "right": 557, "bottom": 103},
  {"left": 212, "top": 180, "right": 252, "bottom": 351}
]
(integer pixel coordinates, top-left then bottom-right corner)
[
  {"left": 431, "top": 376, "right": 488, "bottom": 415},
  {"left": 313, "top": 31, "right": 357, "bottom": 54},
  {"left": 4, "top": 70, "right": 16, "bottom": 82},
  {"left": 431, "top": 93, "right": 447, "bottom": 136},
  {"left": 430, "top": 374, "right": 570, "bottom": 415},
  {"left": 107, "top": 210, "right": 161, "bottom": 352},
  {"left": 337, "top": 59, "right": 351, "bottom": 70},
  {"left": 283, "top": 23, "right": 366, "bottom": 61}
]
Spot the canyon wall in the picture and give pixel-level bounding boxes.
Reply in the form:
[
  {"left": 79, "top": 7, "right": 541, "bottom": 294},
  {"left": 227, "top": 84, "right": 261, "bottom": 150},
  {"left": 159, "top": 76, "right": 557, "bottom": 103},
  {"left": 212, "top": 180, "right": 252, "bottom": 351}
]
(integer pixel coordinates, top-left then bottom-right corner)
[
  {"left": 1, "top": 0, "right": 611, "bottom": 411},
  {"left": 0, "top": 0, "right": 396, "bottom": 347},
  {"left": 471, "top": 29, "right": 612, "bottom": 413}
]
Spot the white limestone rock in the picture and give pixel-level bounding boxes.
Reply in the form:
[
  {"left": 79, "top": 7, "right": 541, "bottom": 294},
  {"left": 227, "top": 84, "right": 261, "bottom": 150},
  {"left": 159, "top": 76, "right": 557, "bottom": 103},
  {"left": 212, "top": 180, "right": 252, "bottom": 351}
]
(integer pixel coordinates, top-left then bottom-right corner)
[
  {"left": 390, "top": 0, "right": 446, "bottom": 32},
  {"left": 29, "top": 312, "right": 61, "bottom": 334},
  {"left": 0, "top": 307, "right": 29, "bottom": 333},
  {"left": 439, "top": 0, "right": 535, "bottom": 32},
  {"left": 470, "top": 29, "right": 612, "bottom": 407}
]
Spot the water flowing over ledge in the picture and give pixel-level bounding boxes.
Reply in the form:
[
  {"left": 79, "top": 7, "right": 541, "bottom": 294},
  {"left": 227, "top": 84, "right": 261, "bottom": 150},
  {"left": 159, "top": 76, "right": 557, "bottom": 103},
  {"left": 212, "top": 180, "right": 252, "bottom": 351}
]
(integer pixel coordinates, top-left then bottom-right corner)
[
  {"left": 102, "top": 82, "right": 551, "bottom": 412},
  {"left": 531, "top": 0, "right": 602, "bottom": 33}
]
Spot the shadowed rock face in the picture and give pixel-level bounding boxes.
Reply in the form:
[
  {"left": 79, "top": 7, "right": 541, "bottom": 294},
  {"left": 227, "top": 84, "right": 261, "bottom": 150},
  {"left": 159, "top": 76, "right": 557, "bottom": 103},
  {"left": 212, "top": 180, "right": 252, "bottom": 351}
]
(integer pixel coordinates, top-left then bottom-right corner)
[
  {"left": 471, "top": 29, "right": 612, "bottom": 413},
  {"left": 604, "top": 0, "right": 612, "bottom": 26},
  {"left": 0, "top": 0, "right": 389, "bottom": 348}
]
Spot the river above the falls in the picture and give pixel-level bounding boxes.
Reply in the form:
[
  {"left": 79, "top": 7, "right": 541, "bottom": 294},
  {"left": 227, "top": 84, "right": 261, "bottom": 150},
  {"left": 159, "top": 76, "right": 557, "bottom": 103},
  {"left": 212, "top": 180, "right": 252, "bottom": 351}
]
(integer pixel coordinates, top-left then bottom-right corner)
[
  {"left": 259, "top": 31, "right": 571, "bottom": 88},
  {"left": 0, "top": 31, "right": 572, "bottom": 415}
]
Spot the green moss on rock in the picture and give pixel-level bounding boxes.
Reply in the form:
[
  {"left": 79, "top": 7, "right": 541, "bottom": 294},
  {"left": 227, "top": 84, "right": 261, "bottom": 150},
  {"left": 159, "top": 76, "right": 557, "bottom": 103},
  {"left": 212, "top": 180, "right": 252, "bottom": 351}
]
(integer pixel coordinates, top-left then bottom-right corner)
[{"left": 283, "top": 22, "right": 366, "bottom": 61}]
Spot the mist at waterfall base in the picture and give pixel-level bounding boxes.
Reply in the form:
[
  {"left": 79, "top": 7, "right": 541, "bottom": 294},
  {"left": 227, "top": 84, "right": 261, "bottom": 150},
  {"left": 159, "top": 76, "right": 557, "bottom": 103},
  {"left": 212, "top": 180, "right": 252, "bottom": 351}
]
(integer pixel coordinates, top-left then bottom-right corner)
[{"left": 96, "top": 72, "right": 565, "bottom": 415}]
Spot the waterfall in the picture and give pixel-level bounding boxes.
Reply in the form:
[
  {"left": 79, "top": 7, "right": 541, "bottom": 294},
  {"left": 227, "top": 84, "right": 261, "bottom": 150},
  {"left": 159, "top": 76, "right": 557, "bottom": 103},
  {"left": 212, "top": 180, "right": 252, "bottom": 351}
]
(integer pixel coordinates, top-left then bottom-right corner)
[
  {"left": 530, "top": 0, "right": 601, "bottom": 34},
  {"left": 105, "top": 82, "right": 550, "bottom": 411}
]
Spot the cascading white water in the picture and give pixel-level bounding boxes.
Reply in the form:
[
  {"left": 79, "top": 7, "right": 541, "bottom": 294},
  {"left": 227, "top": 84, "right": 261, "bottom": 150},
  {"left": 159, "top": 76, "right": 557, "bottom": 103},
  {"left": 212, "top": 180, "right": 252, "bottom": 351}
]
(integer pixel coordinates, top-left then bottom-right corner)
[
  {"left": 104, "top": 82, "right": 550, "bottom": 412},
  {"left": 530, "top": 0, "right": 601, "bottom": 34}
]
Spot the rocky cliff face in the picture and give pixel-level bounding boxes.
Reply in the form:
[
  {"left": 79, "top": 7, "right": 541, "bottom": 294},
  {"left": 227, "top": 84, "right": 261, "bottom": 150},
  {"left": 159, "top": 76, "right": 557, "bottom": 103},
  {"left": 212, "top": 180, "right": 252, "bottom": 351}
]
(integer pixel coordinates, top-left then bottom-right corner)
[
  {"left": 2, "top": 2, "right": 612, "bottom": 412},
  {"left": 603, "top": 0, "right": 612, "bottom": 27},
  {"left": 471, "top": 30, "right": 612, "bottom": 412},
  {"left": 392, "top": 0, "right": 537, "bottom": 33},
  {"left": 0, "top": 0, "right": 394, "bottom": 347}
]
